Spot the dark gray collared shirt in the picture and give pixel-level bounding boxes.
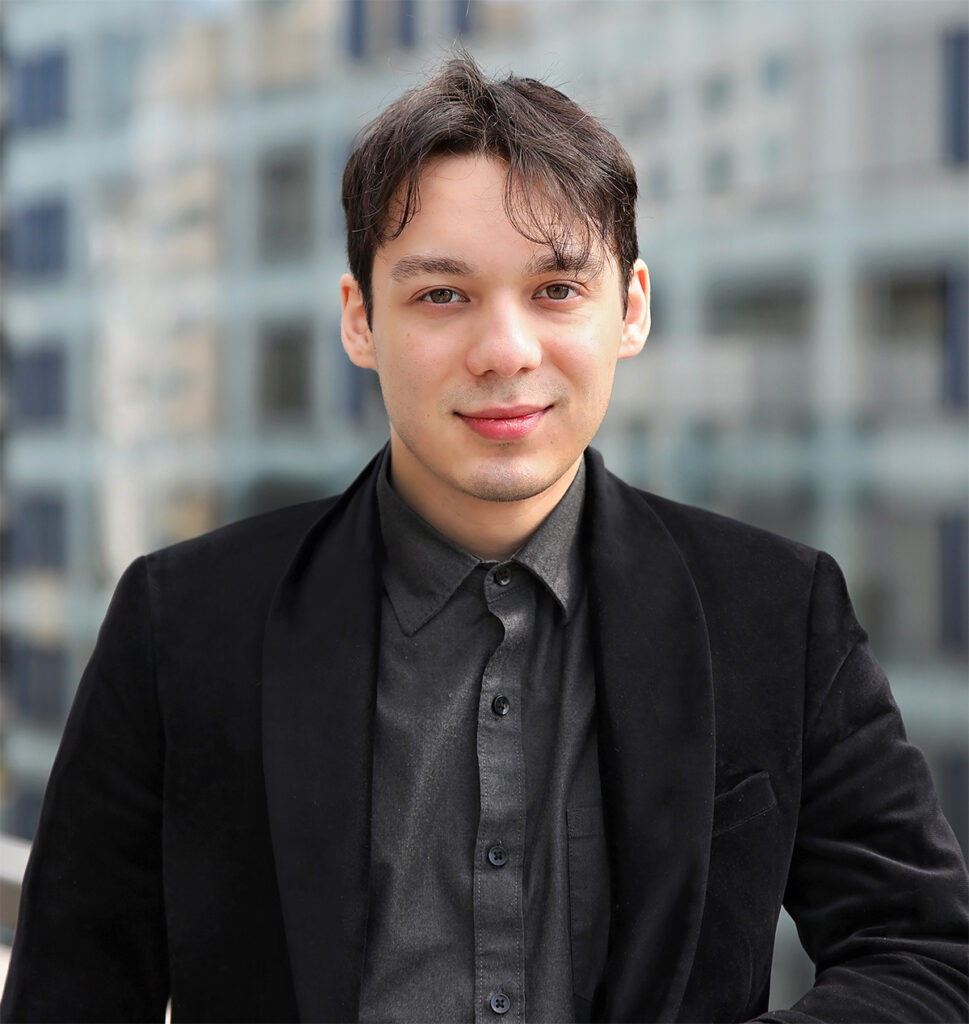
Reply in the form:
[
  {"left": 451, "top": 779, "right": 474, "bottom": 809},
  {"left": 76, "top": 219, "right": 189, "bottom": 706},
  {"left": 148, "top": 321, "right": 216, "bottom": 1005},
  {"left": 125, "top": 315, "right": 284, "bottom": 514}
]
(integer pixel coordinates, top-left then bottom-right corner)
[{"left": 358, "top": 452, "right": 609, "bottom": 1024}]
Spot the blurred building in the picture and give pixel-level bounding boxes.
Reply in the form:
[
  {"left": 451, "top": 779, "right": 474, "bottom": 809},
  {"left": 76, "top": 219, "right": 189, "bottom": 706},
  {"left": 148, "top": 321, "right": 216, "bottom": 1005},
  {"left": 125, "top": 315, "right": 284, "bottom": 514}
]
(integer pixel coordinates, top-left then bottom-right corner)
[{"left": 1, "top": 0, "right": 967, "bottom": 1003}]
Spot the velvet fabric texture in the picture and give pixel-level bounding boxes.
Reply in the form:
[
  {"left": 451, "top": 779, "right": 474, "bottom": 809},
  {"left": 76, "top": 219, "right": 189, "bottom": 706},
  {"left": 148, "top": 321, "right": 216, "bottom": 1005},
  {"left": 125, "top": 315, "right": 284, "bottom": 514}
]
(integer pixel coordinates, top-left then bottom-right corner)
[{"left": 2, "top": 448, "right": 967, "bottom": 1023}]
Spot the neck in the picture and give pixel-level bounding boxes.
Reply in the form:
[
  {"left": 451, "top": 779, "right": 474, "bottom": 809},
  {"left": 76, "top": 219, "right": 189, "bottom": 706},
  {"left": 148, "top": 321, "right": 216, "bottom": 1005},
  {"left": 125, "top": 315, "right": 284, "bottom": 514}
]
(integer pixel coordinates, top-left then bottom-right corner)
[{"left": 388, "top": 444, "right": 582, "bottom": 562}]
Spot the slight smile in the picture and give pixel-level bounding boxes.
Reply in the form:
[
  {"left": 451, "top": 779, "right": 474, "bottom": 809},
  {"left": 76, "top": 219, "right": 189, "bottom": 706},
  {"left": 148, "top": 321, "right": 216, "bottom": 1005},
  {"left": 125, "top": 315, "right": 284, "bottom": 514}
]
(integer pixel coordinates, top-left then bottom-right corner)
[{"left": 456, "top": 405, "right": 551, "bottom": 441}]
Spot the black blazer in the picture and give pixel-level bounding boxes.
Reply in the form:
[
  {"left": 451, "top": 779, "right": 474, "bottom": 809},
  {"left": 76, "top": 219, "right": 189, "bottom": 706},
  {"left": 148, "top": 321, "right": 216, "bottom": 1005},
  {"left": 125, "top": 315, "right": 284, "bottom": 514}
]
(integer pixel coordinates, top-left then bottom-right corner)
[{"left": 3, "top": 449, "right": 967, "bottom": 1023}]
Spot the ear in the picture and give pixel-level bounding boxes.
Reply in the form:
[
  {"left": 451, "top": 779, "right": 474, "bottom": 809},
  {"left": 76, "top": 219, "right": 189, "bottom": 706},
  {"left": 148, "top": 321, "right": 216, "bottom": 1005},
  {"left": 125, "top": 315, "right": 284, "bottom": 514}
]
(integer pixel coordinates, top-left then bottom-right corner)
[
  {"left": 619, "top": 259, "right": 650, "bottom": 360},
  {"left": 340, "top": 273, "right": 377, "bottom": 370}
]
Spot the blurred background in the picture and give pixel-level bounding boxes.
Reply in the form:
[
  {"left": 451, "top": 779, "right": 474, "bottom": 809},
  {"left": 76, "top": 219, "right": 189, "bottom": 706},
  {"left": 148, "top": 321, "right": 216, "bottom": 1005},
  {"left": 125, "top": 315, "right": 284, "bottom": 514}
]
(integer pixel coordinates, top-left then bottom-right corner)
[{"left": 1, "top": 0, "right": 966, "bottom": 1007}]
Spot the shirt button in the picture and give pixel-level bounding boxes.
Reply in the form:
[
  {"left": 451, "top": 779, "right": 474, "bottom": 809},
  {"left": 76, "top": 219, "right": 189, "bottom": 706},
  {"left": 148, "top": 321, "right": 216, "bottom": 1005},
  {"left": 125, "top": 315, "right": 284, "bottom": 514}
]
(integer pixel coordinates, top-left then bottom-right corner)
[
  {"left": 494, "top": 566, "right": 512, "bottom": 586},
  {"left": 487, "top": 844, "right": 507, "bottom": 867},
  {"left": 492, "top": 694, "right": 510, "bottom": 716},
  {"left": 489, "top": 991, "right": 511, "bottom": 1015}
]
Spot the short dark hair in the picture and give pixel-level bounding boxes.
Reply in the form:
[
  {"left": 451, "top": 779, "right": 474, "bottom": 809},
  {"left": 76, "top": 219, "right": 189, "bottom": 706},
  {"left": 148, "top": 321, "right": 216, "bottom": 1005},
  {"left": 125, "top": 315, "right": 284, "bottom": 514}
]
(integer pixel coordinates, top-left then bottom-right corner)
[{"left": 342, "top": 54, "right": 639, "bottom": 322}]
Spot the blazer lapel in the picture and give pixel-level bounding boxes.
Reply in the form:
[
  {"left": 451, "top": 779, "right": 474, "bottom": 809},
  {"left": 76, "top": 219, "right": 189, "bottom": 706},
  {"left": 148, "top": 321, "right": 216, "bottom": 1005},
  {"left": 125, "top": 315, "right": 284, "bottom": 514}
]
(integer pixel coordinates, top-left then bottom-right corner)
[
  {"left": 262, "top": 452, "right": 384, "bottom": 1023},
  {"left": 584, "top": 450, "right": 716, "bottom": 1022}
]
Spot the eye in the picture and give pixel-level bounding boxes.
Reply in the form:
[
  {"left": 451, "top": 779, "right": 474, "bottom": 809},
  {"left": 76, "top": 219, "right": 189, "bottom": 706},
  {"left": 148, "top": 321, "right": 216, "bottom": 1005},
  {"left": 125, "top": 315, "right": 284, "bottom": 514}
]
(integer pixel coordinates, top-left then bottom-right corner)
[
  {"left": 419, "top": 288, "right": 464, "bottom": 304},
  {"left": 538, "top": 283, "right": 577, "bottom": 301}
]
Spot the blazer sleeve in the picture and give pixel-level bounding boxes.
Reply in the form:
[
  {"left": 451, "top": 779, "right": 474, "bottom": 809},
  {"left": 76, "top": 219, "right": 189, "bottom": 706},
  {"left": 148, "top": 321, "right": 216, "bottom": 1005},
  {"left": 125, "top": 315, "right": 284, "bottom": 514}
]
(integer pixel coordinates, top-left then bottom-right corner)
[
  {"left": 756, "top": 551, "right": 969, "bottom": 1023},
  {"left": 0, "top": 557, "right": 169, "bottom": 1023}
]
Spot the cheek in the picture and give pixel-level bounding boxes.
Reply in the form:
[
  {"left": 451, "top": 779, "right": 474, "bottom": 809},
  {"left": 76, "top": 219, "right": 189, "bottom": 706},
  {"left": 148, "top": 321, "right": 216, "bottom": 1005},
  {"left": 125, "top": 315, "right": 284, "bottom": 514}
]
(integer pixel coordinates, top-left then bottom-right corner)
[{"left": 376, "top": 341, "right": 442, "bottom": 416}]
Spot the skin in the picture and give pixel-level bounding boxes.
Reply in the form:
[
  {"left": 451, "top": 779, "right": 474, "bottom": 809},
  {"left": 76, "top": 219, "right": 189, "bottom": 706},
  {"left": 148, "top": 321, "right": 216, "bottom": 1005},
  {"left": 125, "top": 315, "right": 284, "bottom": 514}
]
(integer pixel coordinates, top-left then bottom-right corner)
[{"left": 341, "top": 154, "right": 650, "bottom": 561}]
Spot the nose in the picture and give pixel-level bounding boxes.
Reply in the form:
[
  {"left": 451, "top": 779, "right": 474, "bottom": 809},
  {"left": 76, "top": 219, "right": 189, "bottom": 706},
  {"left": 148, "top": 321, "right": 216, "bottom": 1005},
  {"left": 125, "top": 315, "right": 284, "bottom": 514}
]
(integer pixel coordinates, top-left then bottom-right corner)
[{"left": 465, "top": 300, "right": 542, "bottom": 378}]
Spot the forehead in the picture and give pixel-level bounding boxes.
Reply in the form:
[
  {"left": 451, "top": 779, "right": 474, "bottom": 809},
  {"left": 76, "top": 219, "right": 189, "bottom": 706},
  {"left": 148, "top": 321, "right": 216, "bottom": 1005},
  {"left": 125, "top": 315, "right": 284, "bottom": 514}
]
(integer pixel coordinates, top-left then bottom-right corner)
[{"left": 378, "top": 154, "right": 607, "bottom": 273}]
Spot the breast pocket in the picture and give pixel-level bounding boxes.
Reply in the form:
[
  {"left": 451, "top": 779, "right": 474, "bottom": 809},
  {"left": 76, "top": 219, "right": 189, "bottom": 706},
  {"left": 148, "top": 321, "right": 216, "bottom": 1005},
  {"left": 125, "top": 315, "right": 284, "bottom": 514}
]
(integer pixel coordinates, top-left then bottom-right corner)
[
  {"left": 567, "top": 805, "right": 610, "bottom": 1021},
  {"left": 711, "top": 770, "right": 777, "bottom": 838}
]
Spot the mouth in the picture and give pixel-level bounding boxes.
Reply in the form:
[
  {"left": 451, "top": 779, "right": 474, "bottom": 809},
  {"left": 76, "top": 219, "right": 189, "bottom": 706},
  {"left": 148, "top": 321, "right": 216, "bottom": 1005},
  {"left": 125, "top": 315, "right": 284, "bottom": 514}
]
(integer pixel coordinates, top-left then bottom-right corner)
[{"left": 455, "top": 405, "right": 551, "bottom": 441}]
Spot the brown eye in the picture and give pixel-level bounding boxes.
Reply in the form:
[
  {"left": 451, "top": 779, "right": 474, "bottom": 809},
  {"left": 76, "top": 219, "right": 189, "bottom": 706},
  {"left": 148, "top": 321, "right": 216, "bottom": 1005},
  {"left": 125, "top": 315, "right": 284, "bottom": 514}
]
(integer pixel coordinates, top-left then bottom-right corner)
[
  {"left": 425, "top": 288, "right": 455, "bottom": 304},
  {"left": 544, "top": 284, "right": 573, "bottom": 300}
]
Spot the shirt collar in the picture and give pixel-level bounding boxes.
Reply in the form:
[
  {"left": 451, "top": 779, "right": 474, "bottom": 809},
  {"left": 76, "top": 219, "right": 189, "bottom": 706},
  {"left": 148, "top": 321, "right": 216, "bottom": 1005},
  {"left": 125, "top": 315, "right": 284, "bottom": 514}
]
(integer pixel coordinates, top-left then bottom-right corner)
[
  {"left": 514, "top": 458, "right": 585, "bottom": 620},
  {"left": 376, "top": 446, "right": 586, "bottom": 635}
]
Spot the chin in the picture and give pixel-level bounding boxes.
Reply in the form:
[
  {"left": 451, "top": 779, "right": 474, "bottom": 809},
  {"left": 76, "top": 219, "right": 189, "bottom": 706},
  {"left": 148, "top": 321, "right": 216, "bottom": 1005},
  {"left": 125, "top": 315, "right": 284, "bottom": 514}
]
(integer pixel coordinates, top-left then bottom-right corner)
[{"left": 456, "top": 457, "right": 570, "bottom": 504}]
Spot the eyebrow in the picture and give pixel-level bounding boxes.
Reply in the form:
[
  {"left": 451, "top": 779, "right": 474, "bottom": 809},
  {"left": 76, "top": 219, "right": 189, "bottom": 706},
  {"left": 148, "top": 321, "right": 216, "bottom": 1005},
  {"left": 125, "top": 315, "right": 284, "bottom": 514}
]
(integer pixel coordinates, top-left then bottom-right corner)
[
  {"left": 388, "top": 249, "right": 606, "bottom": 283},
  {"left": 523, "top": 249, "right": 605, "bottom": 279},
  {"left": 389, "top": 254, "right": 474, "bottom": 281}
]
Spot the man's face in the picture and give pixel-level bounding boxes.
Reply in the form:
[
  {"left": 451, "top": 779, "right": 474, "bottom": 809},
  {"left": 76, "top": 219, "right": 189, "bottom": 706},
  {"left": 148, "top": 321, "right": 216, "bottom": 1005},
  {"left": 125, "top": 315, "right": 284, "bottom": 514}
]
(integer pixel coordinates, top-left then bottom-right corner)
[{"left": 341, "top": 155, "right": 649, "bottom": 515}]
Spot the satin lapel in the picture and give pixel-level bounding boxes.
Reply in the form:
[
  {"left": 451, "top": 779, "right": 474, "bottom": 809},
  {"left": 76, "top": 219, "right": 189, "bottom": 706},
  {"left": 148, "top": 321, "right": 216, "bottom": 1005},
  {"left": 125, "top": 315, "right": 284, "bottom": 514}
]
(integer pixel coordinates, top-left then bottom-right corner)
[
  {"left": 584, "top": 450, "right": 715, "bottom": 1023},
  {"left": 262, "top": 452, "right": 384, "bottom": 1023}
]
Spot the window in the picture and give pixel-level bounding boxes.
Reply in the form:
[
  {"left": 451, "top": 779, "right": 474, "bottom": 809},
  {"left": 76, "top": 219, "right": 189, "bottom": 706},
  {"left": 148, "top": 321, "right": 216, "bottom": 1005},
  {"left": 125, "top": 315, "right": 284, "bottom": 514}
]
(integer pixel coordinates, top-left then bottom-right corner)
[
  {"left": 7, "top": 199, "right": 68, "bottom": 279},
  {"left": 259, "top": 320, "right": 313, "bottom": 425},
  {"left": 10, "top": 49, "right": 68, "bottom": 131},
  {"left": 7, "top": 639, "right": 69, "bottom": 727},
  {"left": 702, "top": 72, "right": 733, "bottom": 115},
  {"left": 245, "top": 477, "right": 324, "bottom": 517},
  {"left": 258, "top": 149, "right": 313, "bottom": 261},
  {"left": 943, "top": 269, "right": 968, "bottom": 407},
  {"left": 703, "top": 148, "right": 734, "bottom": 193},
  {"left": 398, "top": 0, "right": 417, "bottom": 48},
  {"left": 1, "top": 784, "right": 46, "bottom": 844},
  {"left": 941, "top": 513, "right": 968, "bottom": 653},
  {"left": 943, "top": 27, "right": 968, "bottom": 164},
  {"left": 761, "top": 53, "right": 791, "bottom": 95},
  {"left": 873, "top": 274, "right": 946, "bottom": 341},
  {"left": 454, "top": 0, "right": 473, "bottom": 36},
  {"left": 704, "top": 278, "right": 810, "bottom": 339},
  {"left": 347, "top": 0, "right": 366, "bottom": 59},
  {"left": 7, "top": 493, "right": 67, "bottom": 571},
  {"left": 10, "top": 346, "right": 67, "bottom": 427},
  {"left": 344, "top": 358, "right": 385, "bottom": 429}
]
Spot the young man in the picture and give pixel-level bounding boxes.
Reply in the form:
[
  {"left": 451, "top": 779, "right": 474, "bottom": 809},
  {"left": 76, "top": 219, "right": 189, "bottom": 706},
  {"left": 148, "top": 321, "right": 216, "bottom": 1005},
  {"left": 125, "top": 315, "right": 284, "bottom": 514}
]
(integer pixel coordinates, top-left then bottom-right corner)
[{"left": 3, "top": 57, "right": 967, "bottom": 1024}]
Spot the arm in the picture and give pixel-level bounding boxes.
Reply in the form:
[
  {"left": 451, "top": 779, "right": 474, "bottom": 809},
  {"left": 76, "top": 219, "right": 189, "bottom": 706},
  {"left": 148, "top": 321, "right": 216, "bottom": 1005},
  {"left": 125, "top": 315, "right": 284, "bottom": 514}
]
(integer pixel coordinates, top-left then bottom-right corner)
[
  {"left": 759, "top": 552, "right": 969, "bottom": 1022},
  {"left": 1, "top": 558, "right": 169, "bottom": 1022}
]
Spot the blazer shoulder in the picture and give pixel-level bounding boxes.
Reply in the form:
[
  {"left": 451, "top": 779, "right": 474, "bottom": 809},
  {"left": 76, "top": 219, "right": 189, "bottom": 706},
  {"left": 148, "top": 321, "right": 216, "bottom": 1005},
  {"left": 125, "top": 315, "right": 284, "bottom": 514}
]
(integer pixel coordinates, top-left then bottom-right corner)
[
  {"left": 142, "top": 495, "right": 340, "bottom": 597},
  {"left": 622, "top": 478, "right": 819, "bottom": 593}
]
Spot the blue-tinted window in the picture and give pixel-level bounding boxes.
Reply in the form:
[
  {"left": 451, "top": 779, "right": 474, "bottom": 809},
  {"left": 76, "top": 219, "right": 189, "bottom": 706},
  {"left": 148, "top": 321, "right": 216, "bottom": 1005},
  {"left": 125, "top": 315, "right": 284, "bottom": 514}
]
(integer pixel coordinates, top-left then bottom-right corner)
[
  {"left": 398, "top": 0, "right": 417, "bottom": 48},
  {"left": 943, "top": 28, "right": 968, "bottom": 164},
  {"left": 344, "top": 356, "right": 384, "bottom": 429},
  {"left": 1, "top": 786, "right": 45, "bottom": 844},
  {"left": 8, "top": 493, "right": 67, "bottom": 570},
  {"left": 6, "top": 638, "right": 68, "bottom": 726},
  {"left": 11, "top": 346, "right": 67, "bottom": 427},
  {"left": 10, "top": 50, "right": 68, "bottom": 131},
  {"left": 348, "top": 0, "right": 366, "bottom": 59},
  {"left": 8, "top": 199, "right": 68, "bottom": 278},
  {"left": 454, "top": 0, "right": 472, "bottom": 36}
]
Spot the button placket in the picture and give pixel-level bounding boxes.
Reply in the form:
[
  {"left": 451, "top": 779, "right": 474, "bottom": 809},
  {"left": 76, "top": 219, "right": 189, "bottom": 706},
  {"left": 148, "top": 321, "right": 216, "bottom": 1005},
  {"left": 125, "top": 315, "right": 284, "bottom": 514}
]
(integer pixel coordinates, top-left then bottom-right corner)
[{"left": 474, "top": 581, "right": 527, "bottom": 1022}]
